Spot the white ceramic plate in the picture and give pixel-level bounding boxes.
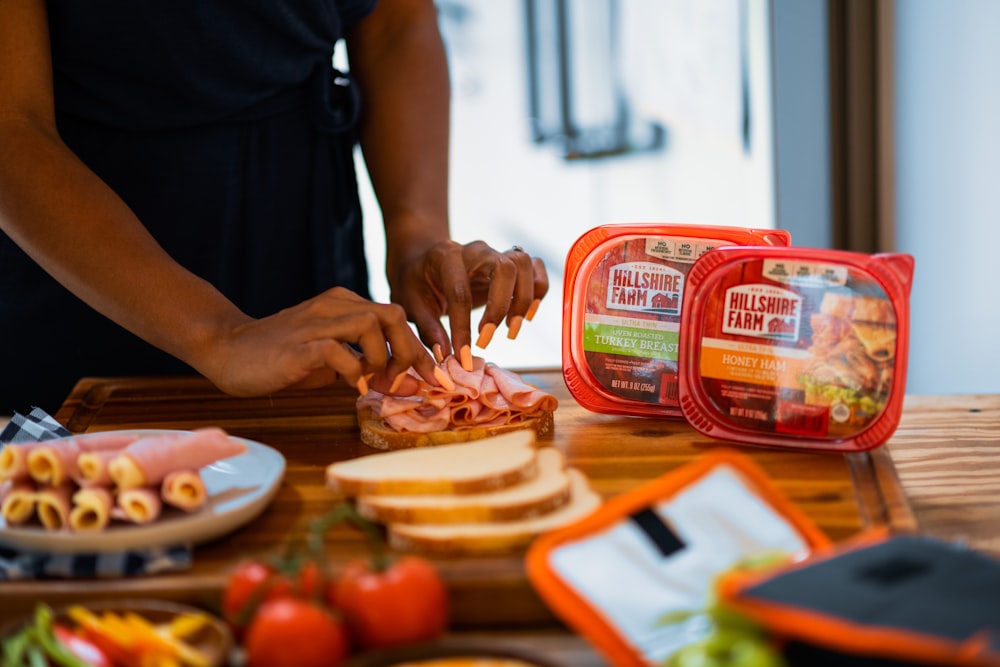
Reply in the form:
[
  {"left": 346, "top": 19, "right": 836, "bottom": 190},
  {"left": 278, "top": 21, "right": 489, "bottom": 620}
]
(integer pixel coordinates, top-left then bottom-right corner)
[{"left": 0, "top": 429, "right": 285, "bottom": 553}]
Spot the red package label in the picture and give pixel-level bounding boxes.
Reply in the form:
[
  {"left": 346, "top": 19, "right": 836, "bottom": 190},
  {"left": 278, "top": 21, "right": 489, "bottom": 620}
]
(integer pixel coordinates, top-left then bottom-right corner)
[{"left": 695, "top": 257, "right": 899, "bottom": 439}]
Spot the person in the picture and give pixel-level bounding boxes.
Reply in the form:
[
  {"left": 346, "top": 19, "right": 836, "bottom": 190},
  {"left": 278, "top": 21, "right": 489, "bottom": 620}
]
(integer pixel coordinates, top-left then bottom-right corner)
[{"left": 0, "top": 0, "right": 548, "bottom": 414}]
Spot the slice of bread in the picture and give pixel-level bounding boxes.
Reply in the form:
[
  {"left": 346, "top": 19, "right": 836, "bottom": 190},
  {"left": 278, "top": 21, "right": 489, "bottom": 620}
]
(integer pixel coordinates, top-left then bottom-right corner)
[
  {"left": 326, "top": 430, "right": 540, "bottom": 497},
  {"left": 358, "top": 405, "right": 555, "bottom": 451},
  {"left": 385, "top": 469, "right": 601, "bottom": 557},
  {"left": 355, "top": 447, "right": 572, "bottom": 525}
]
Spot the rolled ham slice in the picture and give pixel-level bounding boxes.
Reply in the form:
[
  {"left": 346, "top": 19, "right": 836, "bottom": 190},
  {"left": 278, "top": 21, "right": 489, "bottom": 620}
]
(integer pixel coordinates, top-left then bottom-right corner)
[
  {"left": 27, "top": 440, "right": 82, "bottom": 487},
  {"left": 77, "top": 449, "right": 123, "bottom": 487},
  {"left": 108, "top": 428, "right": 246, "bottom": 490},
  {"left": 0, "top": 442, "right": 47, "bottom": 483},
  {"left": 36, "top": 484, "right": 74, "bottom": 531},
  {"left": 161, "top": 469, "right": 208, "bottom": 512},
  {"left": 70, "top": 486, "right": 114, "bottom": 532},
  {"left": 114, "top": 487, "right": 162, "bottom": 524},
  {"left": 76, "top": 432, "right": 145, "bottom": 453},
  {"left": 74, "top": 433, "right": 144, "bottom": 486},
  {"left": 6, "top": 433, "right": 142, "bottom": 486},
  {"left": 1, "top": 480, "right": 36, "bottom": 525}
]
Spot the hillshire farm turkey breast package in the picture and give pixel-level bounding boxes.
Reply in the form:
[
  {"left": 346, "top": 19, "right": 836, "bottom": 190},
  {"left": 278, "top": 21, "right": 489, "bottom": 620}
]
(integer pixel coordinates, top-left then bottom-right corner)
[{"left": 562, "top": 224, "right": 791, "bottom": 420}]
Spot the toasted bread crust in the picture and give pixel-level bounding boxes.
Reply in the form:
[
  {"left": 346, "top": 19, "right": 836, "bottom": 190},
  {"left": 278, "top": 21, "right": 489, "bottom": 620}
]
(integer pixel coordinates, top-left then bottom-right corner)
[{"left": 358, "top": 406, "right": 555, "bottom": 451}]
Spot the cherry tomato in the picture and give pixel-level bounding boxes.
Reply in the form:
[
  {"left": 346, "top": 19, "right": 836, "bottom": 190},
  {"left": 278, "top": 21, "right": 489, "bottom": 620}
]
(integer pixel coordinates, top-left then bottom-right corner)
[
  {"left": 266, "top": 560, "right": 327, "bottom": 603},
  {"left": 53, "top": 623, "right": 114, "bottom": 667},
  {"left": 330, "top": 555, "right": 449, "bottom": 650},
  {"left": 243, "top": 597, "right": 349, "bottom": 667},
  {"left": 222, "top": 560, "right": 276, "bottom": 631}
]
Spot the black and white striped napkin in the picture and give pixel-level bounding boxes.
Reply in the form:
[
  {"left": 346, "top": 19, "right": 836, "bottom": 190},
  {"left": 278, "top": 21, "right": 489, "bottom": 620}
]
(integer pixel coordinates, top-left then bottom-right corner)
[{"left": 0, "top": 407, "right": 192, "bottom": 580}]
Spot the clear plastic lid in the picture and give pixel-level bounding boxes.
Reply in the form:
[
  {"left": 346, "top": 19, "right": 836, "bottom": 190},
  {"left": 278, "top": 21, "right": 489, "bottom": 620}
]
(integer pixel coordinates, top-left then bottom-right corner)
[
  {"left": 678, "top": 246, "right": 915, "bottom": 452},
  {"left": 562, "top": 224, "right": 791, "bottom": 419}
]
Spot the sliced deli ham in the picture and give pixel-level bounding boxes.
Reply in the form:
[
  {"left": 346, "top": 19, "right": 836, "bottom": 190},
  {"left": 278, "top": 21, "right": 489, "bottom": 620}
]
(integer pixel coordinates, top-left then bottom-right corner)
[
  {"left": 362, "top": 355, "right": 558, "bottom": 435},
  {"left": 20, "top": 432, "right": 140, "bottom": 487},
  {"left": 73, "top": 432, "right": 144, "bottom": 486},
  {"left": 161, "top": 469, "right": 208, "bottom": 512},
  {"left": 77, "top": 449, "right": 121, "bottom": 487},
  {"left": 444, "top": 355, "right": 487, "bottom": 399},
  {"left": 26, "top": 440, "right": 82, "bottom": 487},
  {"left": 109, "top": 428, "right": 247, "bottom": 490},
  {"left": 114, "top": 487, "right": 163, "bottom": 524},
  {"left": 379, "top": 394, "right": 428, "bottom": 417},
  {"left": 385, "top": 409, "right": 453, "bottom": 434},
  {"left": 0, "top": 442, "right": 46, "bottom": 483},
  {"left": 70, "top": 486, "right": 114, "bottom": 532},
  {"left": 484, "top": 365, "right": 559, "bottom": 415},
  {"left": 0, "top": 427, "right": 255, "bottom": 532},
  {"left": 36, "top": 484, "right": 74, "bottom": 531},
  {"left": 1, "top": 480, "right": 36, "bottom": 525}
]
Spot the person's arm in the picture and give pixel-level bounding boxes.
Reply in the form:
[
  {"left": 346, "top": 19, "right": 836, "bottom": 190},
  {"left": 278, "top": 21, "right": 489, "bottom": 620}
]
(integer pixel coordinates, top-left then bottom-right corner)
[
  {"left": 346, "top": 0, "right": 454, "bottom": 349},
  {"left": 0, "top": 1, "right": 246, "bottom": 369},
  {"left": 348, "top": 0, "right": 549, "bottom": 368},
  {"left": 0, "top": 0, "right": 433, "bottom": 396}
]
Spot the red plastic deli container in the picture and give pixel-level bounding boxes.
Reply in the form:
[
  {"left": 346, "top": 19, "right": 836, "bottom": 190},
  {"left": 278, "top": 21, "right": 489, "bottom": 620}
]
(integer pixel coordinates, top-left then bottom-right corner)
[
  {"left": 562, "top": 224, "right": 791, "bottom": 419},
  {"left": 677, "top": 246, "right": 915, "bottom": 452}
]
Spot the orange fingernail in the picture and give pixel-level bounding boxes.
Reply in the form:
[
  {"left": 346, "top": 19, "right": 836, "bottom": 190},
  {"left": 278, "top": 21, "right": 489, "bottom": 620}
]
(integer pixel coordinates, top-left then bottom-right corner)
[
  {"left": 355, "top": 375, "right": 370, "bottom": 396},
  {"left": 525, "top": 298, "right": 541, "bottom": 321},
  {"left": 433, "top": 365, "right": 456, "bottom": 392},
  {"left": 507, "top": 315, "right": 524, "bottom": 340},
  {"left": 476, "top": 322, "right": 497, "bottom": 349},
  {"left": 388, "top": 371, "right": 407, "bottom": 395},
  {"left": 432, "top": 343, "right": 445, "bottom": 364},
  {"left": 459, "top": 344, "right": 474, "bottom": 371}
]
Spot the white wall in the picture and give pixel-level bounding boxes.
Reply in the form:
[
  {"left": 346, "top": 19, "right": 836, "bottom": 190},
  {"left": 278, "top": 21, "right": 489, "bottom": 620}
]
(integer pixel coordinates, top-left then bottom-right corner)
[{"left": 894, "top": 0, "right": 1000, "bottom": 394}]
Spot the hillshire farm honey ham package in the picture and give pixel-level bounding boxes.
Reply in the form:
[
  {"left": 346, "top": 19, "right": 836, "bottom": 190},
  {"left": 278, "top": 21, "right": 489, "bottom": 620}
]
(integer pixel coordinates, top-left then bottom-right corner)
[
  {"left": 678, "top": 246, "right": 914, "bottom": 452},
  {"left": 562, "top": 224, "right": 790, "bottom": 419}
]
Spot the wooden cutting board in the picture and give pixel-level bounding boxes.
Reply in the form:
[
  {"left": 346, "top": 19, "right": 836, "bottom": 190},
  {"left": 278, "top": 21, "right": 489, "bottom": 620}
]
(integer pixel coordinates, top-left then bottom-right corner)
[{"left": 0, "top": 371, "right": 914, "bottom": 628}]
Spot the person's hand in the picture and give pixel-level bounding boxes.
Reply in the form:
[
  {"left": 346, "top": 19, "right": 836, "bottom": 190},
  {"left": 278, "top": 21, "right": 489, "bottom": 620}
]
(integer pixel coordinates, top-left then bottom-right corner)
[
  {"left": 201, "top": 287, "right": 437, "bottom": 397},
  {"left": 389, "top": 240, "right": 549, "bottom": 369}
]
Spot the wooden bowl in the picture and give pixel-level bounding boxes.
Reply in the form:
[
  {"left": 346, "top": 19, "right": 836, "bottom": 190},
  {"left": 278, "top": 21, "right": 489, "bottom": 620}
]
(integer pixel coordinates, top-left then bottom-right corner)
[{"left": 1, "top": 598, "right": 232, "bottom": 667}]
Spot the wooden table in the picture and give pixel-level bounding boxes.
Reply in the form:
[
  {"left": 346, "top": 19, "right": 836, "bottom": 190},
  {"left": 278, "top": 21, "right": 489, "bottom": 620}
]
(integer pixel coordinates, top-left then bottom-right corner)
[
  {"left": 3, "top": 372, "right": 995, "bottom": 665},
  {"left": 886, "top": 394, "right": 1000, "bottom": 558}
]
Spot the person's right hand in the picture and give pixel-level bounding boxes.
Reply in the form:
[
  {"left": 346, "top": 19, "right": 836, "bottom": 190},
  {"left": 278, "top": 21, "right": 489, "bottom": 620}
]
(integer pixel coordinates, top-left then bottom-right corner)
[
  {"left": 388, "top": 239, "right": 549, "bottom": 368},
  {"left": 200, "top": 287, "right": 437, "bottom": 397}
]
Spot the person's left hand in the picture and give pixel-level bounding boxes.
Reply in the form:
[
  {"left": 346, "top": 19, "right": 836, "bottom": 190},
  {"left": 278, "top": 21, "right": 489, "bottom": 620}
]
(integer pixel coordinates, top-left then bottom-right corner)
[{"left": 389, "top": 239, "right": 548, "bottom": 368}]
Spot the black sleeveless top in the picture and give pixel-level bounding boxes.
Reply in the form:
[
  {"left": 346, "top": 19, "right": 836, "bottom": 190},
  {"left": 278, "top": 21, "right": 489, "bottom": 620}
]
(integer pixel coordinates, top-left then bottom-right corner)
[{"left": 0, "top": 1, "right": 377, "bottom": 413}]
